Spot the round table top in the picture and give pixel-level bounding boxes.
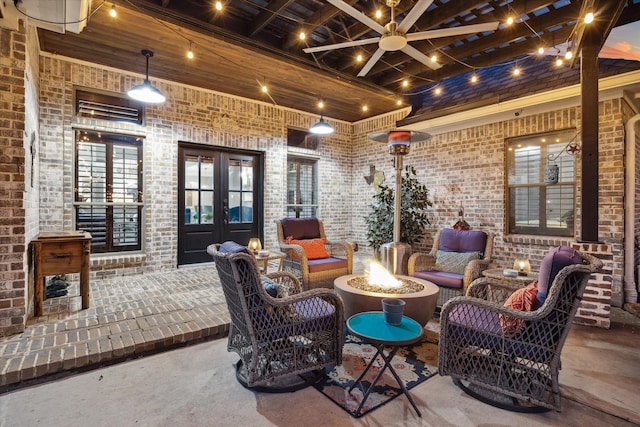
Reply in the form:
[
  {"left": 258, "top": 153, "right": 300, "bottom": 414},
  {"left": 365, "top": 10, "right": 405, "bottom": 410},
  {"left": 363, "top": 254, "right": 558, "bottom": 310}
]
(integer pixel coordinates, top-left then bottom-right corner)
[{"left": 346, "top": 312, "right": 423, "bottom": 346}]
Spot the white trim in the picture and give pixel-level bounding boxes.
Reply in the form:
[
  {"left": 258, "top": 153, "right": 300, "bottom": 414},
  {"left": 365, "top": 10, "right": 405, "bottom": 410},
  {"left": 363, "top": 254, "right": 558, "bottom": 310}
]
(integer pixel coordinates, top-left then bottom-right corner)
[{"left": 401, "top": 69, "right": 640, "bottom": 135}]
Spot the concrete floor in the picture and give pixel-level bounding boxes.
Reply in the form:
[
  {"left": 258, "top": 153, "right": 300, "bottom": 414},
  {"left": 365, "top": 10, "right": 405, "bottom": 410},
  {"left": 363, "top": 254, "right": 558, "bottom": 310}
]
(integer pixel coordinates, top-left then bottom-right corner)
[{"left": 1, "top": 254, "right": 639, "bottom": 426}]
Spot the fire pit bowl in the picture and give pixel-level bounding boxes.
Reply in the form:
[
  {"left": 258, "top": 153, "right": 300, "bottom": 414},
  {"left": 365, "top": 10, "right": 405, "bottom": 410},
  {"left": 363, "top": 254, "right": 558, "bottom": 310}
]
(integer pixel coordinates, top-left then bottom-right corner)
[{"left": 334, "top": 274, "right": 439, "bottom": 326}]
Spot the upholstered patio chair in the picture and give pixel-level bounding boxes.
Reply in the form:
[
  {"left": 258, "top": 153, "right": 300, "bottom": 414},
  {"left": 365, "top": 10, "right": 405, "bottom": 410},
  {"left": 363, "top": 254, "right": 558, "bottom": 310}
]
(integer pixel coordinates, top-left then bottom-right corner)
[
  {"left": 438, "top": 246, "right": 603, "bottom": 412},
  {"left": 275, "top": 218, "right": 353, "bottom": 290},
  {"left": 208, "top": 242, "right": 344, "bottom": 391},
  {"left": 408, "top": 228, "right": 494, "bottom": 306}
]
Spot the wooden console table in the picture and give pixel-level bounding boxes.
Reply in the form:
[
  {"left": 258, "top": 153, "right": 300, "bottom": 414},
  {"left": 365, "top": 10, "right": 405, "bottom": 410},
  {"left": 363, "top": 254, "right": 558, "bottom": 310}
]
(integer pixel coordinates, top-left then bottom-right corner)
[{"left": 31, "top": 231, "right": 92, "bottom": 317}]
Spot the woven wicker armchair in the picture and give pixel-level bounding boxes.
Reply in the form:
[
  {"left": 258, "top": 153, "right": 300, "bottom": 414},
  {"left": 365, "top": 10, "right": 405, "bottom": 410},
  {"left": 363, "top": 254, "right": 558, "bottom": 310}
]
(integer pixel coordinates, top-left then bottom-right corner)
[
  {"left": 408, "top": 228, "right": 494, "bottom": 306},
  {"left": 438, "top": 246, "right": 603, "bottom": 412},
  {"left": 275, "top": 218, "right": 353, "bottom": 290},
  {"left": 208, "top": 242, "right": 344, "bottom": 391}
]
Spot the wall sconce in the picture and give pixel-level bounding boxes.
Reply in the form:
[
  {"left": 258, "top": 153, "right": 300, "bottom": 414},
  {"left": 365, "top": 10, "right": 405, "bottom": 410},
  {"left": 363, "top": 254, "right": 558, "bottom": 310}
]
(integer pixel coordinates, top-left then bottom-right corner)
[
  {"left": 544, "top": 132, "right": 581, "bottom": 184},
  {"left": 247, "top": 238, "right": 262, "bottom": 254},
  {"left": 513, "top": 257, "right": 531, "bottom": 276}
]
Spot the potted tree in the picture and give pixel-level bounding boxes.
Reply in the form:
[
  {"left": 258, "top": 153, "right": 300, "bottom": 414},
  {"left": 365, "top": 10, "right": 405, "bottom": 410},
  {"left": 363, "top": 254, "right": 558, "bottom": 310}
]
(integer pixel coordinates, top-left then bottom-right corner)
[{"left": 365, "top": 165, "right": 432, "bottom": 255}]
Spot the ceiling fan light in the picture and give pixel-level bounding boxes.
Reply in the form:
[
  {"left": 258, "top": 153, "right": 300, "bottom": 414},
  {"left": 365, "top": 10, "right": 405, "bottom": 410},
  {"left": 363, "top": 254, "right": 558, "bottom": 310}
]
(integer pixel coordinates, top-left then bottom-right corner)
[
  {"left": 379, "top": 33, "right": 406, "bottom": 51},
  {"left": 309, "top": 116, "right": 334, "bottom": 135}
]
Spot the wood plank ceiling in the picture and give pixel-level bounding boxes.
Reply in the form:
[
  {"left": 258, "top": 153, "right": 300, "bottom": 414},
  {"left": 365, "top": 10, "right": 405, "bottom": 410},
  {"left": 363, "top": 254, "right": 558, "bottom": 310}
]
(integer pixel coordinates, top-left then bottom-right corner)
[{"left": 36, "top": 0, "right": 640, "bottom": 122}]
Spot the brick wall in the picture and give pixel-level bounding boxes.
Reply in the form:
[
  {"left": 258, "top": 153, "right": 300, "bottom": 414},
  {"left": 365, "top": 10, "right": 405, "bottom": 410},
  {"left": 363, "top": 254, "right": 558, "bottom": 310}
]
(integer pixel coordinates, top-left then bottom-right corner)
[
  {"left": 37, "top": 55, "right": 355, "bottom": 278},
  {"left": 0, "top": 23, "right": 28, "bottom": 337}
]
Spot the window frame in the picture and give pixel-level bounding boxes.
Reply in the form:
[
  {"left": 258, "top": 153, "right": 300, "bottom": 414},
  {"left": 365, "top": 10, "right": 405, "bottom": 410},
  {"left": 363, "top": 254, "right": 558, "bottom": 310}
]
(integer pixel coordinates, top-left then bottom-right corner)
[
  {"left": 74, "top": 130, "right": 144, "bottom": 253},
  {"left": 506, "top": 129, "right": 577, "bottom": 237},
  {"left": 286, "top": 155, "right": 318, "bottom": 218}
]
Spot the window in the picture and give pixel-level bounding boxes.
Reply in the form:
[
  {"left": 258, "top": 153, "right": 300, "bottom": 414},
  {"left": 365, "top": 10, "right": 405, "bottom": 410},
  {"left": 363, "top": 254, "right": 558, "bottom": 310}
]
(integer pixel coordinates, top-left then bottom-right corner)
[
  {"left": 507, "top": 129, "right": 577, "bottom": 236},
  {"left": 287, "top": 128, "right": 319, "bottom": 150},
  {"left": 286, "top": 157, "right": 318, "bottom": 218},
  {"left": 75, "top": 131, "right": 143, "bottom": 252}
]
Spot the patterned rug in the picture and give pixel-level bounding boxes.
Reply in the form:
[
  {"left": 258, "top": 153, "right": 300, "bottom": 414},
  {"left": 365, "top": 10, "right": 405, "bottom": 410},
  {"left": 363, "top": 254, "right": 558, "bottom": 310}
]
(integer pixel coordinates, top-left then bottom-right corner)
[{"left": 308, "top": 330, "right": 439, "bottom": 418}]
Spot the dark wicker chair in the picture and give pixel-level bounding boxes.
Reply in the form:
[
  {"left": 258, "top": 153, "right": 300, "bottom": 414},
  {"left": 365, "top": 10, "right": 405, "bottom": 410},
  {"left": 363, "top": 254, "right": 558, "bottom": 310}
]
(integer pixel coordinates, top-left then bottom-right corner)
[
  {"left": 408, "top": 228, "right": 494, "bottom": 306},
  {"left": 275, "top": 218, "right": 353, "bottom": 290},
  {"left": 208, "top": 242, "right": 344, "bottom": 391},
  {"left": 438, "top": 246, "right": 603, "bottom": 412}
]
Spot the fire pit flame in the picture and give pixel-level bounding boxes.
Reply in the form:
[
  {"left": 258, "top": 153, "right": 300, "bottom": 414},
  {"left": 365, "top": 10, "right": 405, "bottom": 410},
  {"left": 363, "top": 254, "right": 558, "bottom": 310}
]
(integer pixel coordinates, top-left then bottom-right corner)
[{"left": 365, "top": 260, "right": 403, "bottom": 289}]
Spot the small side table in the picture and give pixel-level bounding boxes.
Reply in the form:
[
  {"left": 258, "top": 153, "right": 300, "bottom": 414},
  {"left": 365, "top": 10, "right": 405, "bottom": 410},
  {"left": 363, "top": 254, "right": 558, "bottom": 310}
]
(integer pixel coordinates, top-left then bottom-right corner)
[
  {"left": 31, "top": 231, "right": 92, "bottom": 316},
  {"left": 346, "top": 311, "right": 424, "bottom": 417},
  {"left": 254, "top": 250, "right": 285, "bottom": 274},
  {"left": 482, "top": 268, "right": 538, "bottom": 285}
]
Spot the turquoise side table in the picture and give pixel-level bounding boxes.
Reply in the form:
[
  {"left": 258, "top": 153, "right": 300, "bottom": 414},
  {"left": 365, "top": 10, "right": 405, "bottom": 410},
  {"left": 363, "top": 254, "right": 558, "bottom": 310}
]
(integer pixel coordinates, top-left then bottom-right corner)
[{"left": 346, "top": 311, "right": 424, "bottom": 417}]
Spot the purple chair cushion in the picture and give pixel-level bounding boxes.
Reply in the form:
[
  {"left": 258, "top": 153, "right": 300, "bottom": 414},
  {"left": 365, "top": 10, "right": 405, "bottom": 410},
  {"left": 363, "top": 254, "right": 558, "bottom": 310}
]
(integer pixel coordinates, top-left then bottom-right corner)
[
  {"left": 535, "top": 246, "right": 584, "bottom": 308},
  {"left": 307, "top": 257, "right": 348, "bottom": 273},
  {"left": 219, "top": 241, "right": 253, "bottom": 255},
  {"left": 439, "top": 228, "right": 487, "bottom": 255},
  {"left": 281, "top": 218, "right": 321, "bottom": 240},
  {"left": 413, "top": 270, "right": 463, "bottom": 289}
]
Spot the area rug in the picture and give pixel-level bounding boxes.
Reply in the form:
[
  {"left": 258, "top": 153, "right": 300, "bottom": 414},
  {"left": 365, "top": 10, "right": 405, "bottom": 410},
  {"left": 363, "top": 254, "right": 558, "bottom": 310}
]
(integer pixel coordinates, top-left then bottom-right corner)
[{"left": 308, "top": 330, "right": 439, "bottom": 418}]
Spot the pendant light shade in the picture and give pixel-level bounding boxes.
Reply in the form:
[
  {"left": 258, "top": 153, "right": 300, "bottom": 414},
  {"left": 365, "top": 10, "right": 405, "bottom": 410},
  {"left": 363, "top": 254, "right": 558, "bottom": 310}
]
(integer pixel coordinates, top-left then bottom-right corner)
[
  {"left": 309, "top": 116, "right": 334, "bottom": 134},
  {"left": 128, "top": 50, "right": 166, "bottom": 104}
]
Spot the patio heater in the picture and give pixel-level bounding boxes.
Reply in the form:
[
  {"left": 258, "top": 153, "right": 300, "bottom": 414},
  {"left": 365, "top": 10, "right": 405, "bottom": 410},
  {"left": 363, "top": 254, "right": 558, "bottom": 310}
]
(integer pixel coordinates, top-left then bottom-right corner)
[{"left": 368, "top": 129, "right": 431, "bottom": 275}]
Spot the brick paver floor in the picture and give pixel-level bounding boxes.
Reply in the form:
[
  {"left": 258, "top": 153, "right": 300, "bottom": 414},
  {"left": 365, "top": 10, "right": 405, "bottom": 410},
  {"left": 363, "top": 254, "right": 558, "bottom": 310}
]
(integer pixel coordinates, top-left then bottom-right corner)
[{"left": 0, "top": 264, "right": 234, "bottom": 390}]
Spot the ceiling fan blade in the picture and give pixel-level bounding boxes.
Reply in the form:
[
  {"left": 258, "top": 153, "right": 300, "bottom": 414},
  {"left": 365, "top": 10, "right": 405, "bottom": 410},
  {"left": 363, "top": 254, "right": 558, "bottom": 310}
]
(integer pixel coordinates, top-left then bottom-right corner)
[
  {"left": 357, "top": 49, "right": 385, "bottom": 77},
  {"left": 397, "top": 0, "right": 435, "bottom": 33},
  {"left": 327, "top": 0, "right": 386, "bottom": 34},
  {"left": 401, "top": 45, "right": 441, "bottom": 70},
  {"left": 406, "top": 22, "right": 500, "bottom": 42},
  {"left": 303, "top": 38, "right": 380, "bottom": 53}
]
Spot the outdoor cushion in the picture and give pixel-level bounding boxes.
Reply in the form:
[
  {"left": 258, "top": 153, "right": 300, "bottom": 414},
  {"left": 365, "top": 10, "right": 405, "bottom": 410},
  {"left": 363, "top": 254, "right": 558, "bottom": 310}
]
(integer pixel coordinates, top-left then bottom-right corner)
[
  {"left": 535, "top": 245, "right": 584, "bottom": 309},
  {"left": 499, "top": 281, "right": 538, "bottom": 337},
  {"left": 413, "top": 270, "right": 463, "bottom": 289},
  {"left": 281, "top": 217, "right": 321, "bottom": 240},
  {"left": 438, "top": 228, "right": 487, "bottom": 254},
  {"left": 434, "top": 250, "right": 480, "bottom": 275},
  {"left": 307, "top": 257, "right": 348, "bottom": 273},
  {"left": 286, "top": 237, "right": 330, "bottom": 260},
  {"left": 219, "top": 240, "right": 252, "bottom": 255}
]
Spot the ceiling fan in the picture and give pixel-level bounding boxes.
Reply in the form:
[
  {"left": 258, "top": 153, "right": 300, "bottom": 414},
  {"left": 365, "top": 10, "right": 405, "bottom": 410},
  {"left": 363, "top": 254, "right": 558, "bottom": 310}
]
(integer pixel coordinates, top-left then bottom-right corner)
[{"left": 303, "top": 0, "right": 500, "bottom": 77}]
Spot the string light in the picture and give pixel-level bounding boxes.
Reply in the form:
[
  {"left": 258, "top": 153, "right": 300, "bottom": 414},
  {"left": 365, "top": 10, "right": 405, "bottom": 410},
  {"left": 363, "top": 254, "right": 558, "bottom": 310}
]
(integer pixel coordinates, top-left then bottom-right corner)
[
  {"left": 430, "top": 54, "right": 437, "bottom": 63},
  {"left": 555, "top": 57, "right": 563, "bottom": 66},
  {"left": 537, "top": 47, "right": 545, "bottom": 54},
  {"left": 356, "top": 54, "right": 363, "bottom": 62},
  {"left": 584, "top": 12, "right": 594, "bottom": 24},
  {"left": 318, "top": 100, "right": 324, "bottom": 109},
  {"left": 506, "top": 16, "right": 514, "bottom": 26},
  {"left": 513, "top": 66, "right": 521, "bottom": 76},
  {"left": 299, "top": 32, "right": 306, "bottom": 40},
  {"left": 261, "top": 83, "right": 268, "bottom": 93},
  {"left": 109, "top": 4, "right": 117, "bottom": 18},
  {"left": 565, "top": 50, "right": 573, "bottom": 60},
  {"left": 187, "top": 42, "right": 194, "bottom": 59},
  {"left": 434, "top": 86, "right": 442, "bottom": 95},
  {"left": 402, "top": 79, "right": 409, "bottom": 88},
  {"left": 470, "top": 73, "right": 478, "bottom": 83},
  {"left": 396, "top": 99, "right": 402, "bottom": 106},
  {"left": 375, "top": 9, "right": 382, "bottom": 19},
  {"left": 362, "top": 105, "right": 368, "bottom": 112},
  {"left": 215, "top": 1, "right": 223, "bottom": 11}
]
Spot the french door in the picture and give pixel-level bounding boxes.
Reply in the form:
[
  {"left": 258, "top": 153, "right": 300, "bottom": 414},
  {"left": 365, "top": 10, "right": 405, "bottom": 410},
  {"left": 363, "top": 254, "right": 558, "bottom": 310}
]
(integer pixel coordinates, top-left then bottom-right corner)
[{"left": 177, "top": 143, "right": 263, "bottom": 265}]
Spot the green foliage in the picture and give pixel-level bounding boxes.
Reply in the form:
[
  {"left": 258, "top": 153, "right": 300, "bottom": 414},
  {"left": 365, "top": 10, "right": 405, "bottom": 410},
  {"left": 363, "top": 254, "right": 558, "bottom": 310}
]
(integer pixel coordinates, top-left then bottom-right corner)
[{"left": 365, "top": 165, "right": 432, "bottom": 251}]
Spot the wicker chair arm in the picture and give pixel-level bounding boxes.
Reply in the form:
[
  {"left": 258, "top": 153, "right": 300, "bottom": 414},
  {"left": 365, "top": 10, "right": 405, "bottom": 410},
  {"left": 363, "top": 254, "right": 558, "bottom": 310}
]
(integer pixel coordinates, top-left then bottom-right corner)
[
  {"left": 278, "top": 242, "right": 308, "bottom": 264},
  {"left": 462, "top": 258, "right": 491, "bottom": 288},
  {"left": 441, "top": 294, "right": 543, "bottom": 328},
  {"left": 264, "top": 271, "right": 302, "bottom": 294},
  {"left": 466, "top": 277, "right": 523, "bottom": 303},
  {"left": 407, "top": 252, "right": 436, "bottom": 275},
  {"left": 324, "top": 240, "right": 353, "bottom": 260}
]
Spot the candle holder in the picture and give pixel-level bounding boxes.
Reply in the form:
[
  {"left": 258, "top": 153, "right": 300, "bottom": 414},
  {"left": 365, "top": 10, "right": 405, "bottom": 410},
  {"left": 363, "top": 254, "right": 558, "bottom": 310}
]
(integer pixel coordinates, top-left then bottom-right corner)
[
  {"left": 247, "top": 238, "right": 262, "bottom": 254},
  {"left": 513, "top": 258, "right": 531, "bottom": 276}
]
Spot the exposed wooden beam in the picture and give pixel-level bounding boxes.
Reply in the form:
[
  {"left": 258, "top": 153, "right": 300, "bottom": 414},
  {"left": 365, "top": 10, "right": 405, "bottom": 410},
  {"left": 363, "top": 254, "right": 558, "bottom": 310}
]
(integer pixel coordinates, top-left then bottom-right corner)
[{"left": 248, "top": 0, "right": 295, "bottom": 38}]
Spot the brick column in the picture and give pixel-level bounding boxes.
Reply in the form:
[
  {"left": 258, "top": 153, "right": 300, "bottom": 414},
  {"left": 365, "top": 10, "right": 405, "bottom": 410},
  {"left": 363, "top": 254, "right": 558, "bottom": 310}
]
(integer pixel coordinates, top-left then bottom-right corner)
[
  {"left": 0, "top": 24, "right": 27, "bottom": 337},
  {"left": 573, "top": 242, "right": 612, "bottom": 328}
]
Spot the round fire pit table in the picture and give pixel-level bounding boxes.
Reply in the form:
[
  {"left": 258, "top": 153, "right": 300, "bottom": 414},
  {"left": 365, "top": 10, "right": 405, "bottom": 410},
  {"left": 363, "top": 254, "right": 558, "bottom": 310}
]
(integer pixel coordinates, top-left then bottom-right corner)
[{"left": 334, "top": 274, "right": 439, "bottom": 326}]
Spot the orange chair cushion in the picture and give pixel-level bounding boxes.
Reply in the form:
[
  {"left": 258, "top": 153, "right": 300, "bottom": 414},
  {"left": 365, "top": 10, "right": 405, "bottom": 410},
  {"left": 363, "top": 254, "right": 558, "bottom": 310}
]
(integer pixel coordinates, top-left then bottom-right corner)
[
  {"left": 286, "top": 237, "right": 330, "bottom": 260},
  {"left": 499, "top": 281, "right": 538, "bottom": 337}
]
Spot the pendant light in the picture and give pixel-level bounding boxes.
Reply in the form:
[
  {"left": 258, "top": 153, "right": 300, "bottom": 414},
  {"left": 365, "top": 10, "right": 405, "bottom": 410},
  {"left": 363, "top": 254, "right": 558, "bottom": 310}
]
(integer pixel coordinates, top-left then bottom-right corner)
[
  {"left": 128, "top": 50, "right": 166, "bottom": 104},
  {"left": 309, "top": 116, "right": 334, "bottom": 134}
]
